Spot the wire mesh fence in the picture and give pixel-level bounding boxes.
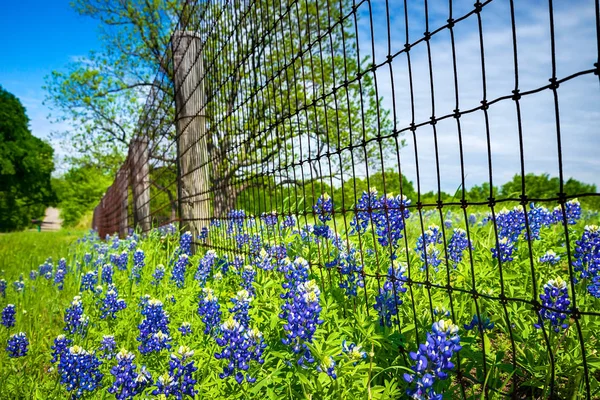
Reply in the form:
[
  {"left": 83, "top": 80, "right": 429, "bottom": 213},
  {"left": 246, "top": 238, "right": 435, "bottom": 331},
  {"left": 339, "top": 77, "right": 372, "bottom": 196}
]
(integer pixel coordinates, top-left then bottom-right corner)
[{"left": 93, "top": 0, "right": 600, "bottom": 397}]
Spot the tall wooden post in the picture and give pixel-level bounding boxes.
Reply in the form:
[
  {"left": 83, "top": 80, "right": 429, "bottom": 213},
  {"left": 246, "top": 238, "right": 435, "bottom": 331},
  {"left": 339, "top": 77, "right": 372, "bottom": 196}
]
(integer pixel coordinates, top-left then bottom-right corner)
[
  {"left": 129, "top": 138, "right": 151, "bottom": 233},
  {"left": 117, "top": 166, "right": 129, "bottom": 238},
  {"left": 172, "top": 31, "right": 210, "bottom": 249}
]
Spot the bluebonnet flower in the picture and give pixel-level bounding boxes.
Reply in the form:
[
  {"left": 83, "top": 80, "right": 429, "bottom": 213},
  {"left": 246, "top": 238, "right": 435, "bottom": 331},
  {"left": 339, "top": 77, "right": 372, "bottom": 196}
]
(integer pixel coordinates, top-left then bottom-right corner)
[
  {"left": 444, "top": 219, "right": 453, "bottom": 229},
  {"left": 253, "top": 248, "right": 273, "bottom": 271},
  {"left": 282, "top": 215, "right": 296, "bottom": 229},
  {"left": 588, "top": 275, "right": 600, "bottom": 298},
  {"left": 317, "top": 356, "right": 337, "bottom": 379},
  {"left": 153, "top": 346, "right": 198, "bottom": 397},
  {"left": 110, "top": 234, "right": 120, "bottom": 250},
  {"left": 312, "top": 224, "right": 331, "bottom": 239},
  {"left": 241, "top": 265, "right": 256, "bottom": 296},
  {"left": 491, "top": 237, "right": 516, "bottom": 263},
  {"left": 51, "top": 335, "right": 72, "bottom": 363},
  {"left": 341, "top": 341, "right": 367, "bottom": 365},
  {"left": 433, "top": 307, "right": 451, "bottom": 318},
  {"left": 464, "top": 314, "right": 495, "bottom": 332},
  {"left": 64, "top": 296, "right": 89, "bottom": 336},
  {"left": 99, "top": 335, "right": 117, "bottom": 359},
  {"left": 83, "top": 253, "right": 92, "bottom": 265},
  {"left": 80, "top": 270, "right": 98, "bottom": 292},
  {"left": 131, "top": 250, "right": 145, "bottom": 284},
  {"left": 101, "top": 264, "right": 114, "bottom": 285},
  {"left": 108, "top": 349, "right": 152, "bottom": 400},
  {"left": 54, "top": 267, "right": 66, "bottom": 290},
  {"left": 29, "top": 270, "right": 38, "bottom": 280},
  {"left": 179, "top": 322, "right": 192, "bottom": 336},
  {"left": 195, "top": 250, "right": 217, "bottom": 285},
  {"left": 351, "top": 190, "right": 380, "bottom": 234},
  {"left": 111, "top": 251, "right": 129, "bottom": 271},
  {"left": 226, "top": 209, "right": 246, "bottom": 235},
  {"left": 495, "top": 207, "right": 526, "bottom": 242},
  {"left": 539, "top": 250, "right": 560, "bottom": 265},
  {"left": 198, "top": 288, "right": 221, "bottom": 335},
  {"left": 415, "top": 225, "right": 443, "bottom": 270},
  {"left": 280, "top": 267, "right": 323, "bottom": 365},
  {"left": 230, "top": 289, "right": 253, "bottom": 329},
  {"left": 260, "top": 211, "right": 278, "bottom": 228},
  {"left": 180, "top": 231, "right": 193, "bottom": 256},
  {"left": 1, "top": 304, "right": 16, "bottom": 328},
  {"left": 6, "top": 332, "right": 28, "bottom": 357},
  {"left": 210, "top": 219, "right": 222, "bottom": 228},
  {"left": 447, "top": 228, "right": 471, "bottom": 267},
  {"left": 14, "top": 277, "right": 25, "bottom": 292},
  {"left": 468, "top": 213, "right": 477, "bottom": 226},
  {"left": 39, "top": 258, "right": 53, "bottom": 279},
  {"left": 525, "top": 203, "right": 552, "bottom": 240},
  {"left": 573, "top": 225, "right": 600, "bottom": 297},
  {"left": 374, "top": 263, "right": 407, "bottom": 327},
  {"left": 58, "top": 345, "right": 103, "bottom": 399},
  {"left": 0, "top": 279, "right": 5, "bottom": 297},
  {"left": 535, "top": 277, "right": 571, "bottom": 333},
  {"left": 137, "top": 299, "right": 171, "bottom": 354},
  {"left": 314, "top": 193, "right": 333, "bottom": 223},
  {"left": 331, "top": 247, "right": 364, "bottom": 298},
  {"left": 215, "top": 317, "right": 266, "bottom": 384},
  {"left": 100, "top": 284, "right": 127, "bottom": 319},
  {"left": 198, "top": 226, "right": 209, "bottom": 242},
  {"left": 166, "top": 294, "right": 176, "bottom": 304},
  {"left": 171, "top": 254, "right": 189, "bottom": 288},
  {"left": 552, "top": 199, "right": 582, "bottom": 225},
  {"left": 128, "top": 240, "right": 138, "bottom": 252},
  {"left": 403, "top": 320, "right": 462, "bottom": 399}
]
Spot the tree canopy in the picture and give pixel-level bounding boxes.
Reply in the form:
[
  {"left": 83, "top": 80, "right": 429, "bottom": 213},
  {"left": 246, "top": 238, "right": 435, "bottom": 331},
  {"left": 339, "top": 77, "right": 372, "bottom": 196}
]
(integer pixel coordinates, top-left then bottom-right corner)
[{"left": 0, "top": 86, "right": 56, "bottom": 231}]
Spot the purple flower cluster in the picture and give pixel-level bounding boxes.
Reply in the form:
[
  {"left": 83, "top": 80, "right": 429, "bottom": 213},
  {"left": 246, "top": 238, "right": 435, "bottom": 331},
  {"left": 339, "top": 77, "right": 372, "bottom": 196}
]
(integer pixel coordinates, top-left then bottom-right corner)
[
  {"left": 101, "top": 264, "right": 114, "bottom": 285},
  {"left": 226, "top": 209, "right": 246, "bottom": 235},
  {"left": 151, "top": 265, "right": 165, "bottom": 286},
  {"left": 317, "top": 356, "right": 337, "bottom": 379},
  {"left": 241, "top": 265, "right": 256, "bottom": 296},
  {"left": 137, "top": 299, "right": 171, "bottom": 354},
  {"left": 415, "top": 225, "right": 443, "bottom": 270},
  {"left": 198, "top": 288, "right": 222, "bottom": 335},
  {"left": 535, "top": 277, "right": 571, "bottom": 333},
  {"left": 108, "top": 350, "right": 152, "bottom": 400},
  {"left": 39, "top": 258, "right": 53, "bottom": 279},
  {"left": 229, "top": 289, "right": 253, "bottom": 329},
  {"left": 260, "top": 211, "right": 278, "bottom": 228},
  {"left": 464, "top": 314, "right": 495, "bottom": 332},
  {"left": 6, "top": 332, "right": 28, "bottom": 357},
  {"left": 336, "top": 248, "right": 364, "bottom": 298},
  {"left": 341, "top": 341, "right": 367, "bottom": 365},
  {"left": 64, "top": 296, "right": 89, "bottom": 336},
  {"left": 99, "top": 335, "right": 117, "bottom": 359},
  {"left": 51, "top": 334, "right": 72, "bottom": 363},
  {"left": 54, "top": 266, "right": 66, "bottom": 290},
  {"left": 539, "top": 250, "right": 560, "bottom": 265},
  {"left": 447, "top": 228, "right": 471, "bottom": 266},
  {"left": 180, "top": 231, "right": 193, "bottom": 256},
  {"left": 58, "top": 345, "right": 103, "bottom": 399},
  {"left": 80, "top": 270, "right": 98, "bottom": 292},
  {"left": 1, "top": 304, "right": 15, "bottom": 328},
  {"left": 131, "top": 250, "right": 145, "bottom": 284},
  {"left": 313, "top": 193, "right": 333, "bottom": 223},
  {"left": 573, "top": 225, "right": 600, "bottom": 298},
  {"left": 491, "top": 237, "right": 516, "bottom": 263},
  {"left": 281, "top": 215, "right": 296, "bottom": 229},
  {"left": 153, "top": 346, "right": 198, "bottom": 397},
  {"left": 0, "top": 279, "right": 6, "bottom": 298},
  {"left": 214, "top": 317, "right": 266, "bottom": 384},
  {"left": 374, "top": 263, "right": 407, "bottom": 327},
  {"left": 170, "top": 254, "right": 189, "bottom": 288},
  {"left": 280, "top": 258, "right": 323, "bottom": 365},
  {"left": 178, "top": 322, "right": 192, "bottom": 336},
  {"left": 100, "top": 284, "right": 127, "bottom": 319},
  {"left": 195, "top": 250, "right": 217, "bottom": 285},
  {"left": 403, "top": 320, "right": 462, "bottom": 399},
  {"left": 552, "top": 199, "right": 582, "bottom": 225}
]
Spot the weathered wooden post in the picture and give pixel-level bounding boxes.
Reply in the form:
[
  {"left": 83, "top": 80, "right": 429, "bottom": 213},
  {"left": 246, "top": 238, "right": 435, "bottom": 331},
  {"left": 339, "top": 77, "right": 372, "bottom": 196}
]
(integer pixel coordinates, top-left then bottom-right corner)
[
  {"left": 129, "top": 138, "right": 151, "bottom": 233},
  {"left": 172, "top": 30, "right": 210, "bottom": 249},
  {"left": 118, "top": 165, "right": 129, "bottom": 238}
]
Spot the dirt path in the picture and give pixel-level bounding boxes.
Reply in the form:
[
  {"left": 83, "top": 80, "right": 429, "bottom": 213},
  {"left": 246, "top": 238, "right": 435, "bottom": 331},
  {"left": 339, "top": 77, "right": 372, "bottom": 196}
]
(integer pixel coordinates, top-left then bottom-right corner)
[{"left": 41, "top": 207, "right": 62, "bottom": 231}]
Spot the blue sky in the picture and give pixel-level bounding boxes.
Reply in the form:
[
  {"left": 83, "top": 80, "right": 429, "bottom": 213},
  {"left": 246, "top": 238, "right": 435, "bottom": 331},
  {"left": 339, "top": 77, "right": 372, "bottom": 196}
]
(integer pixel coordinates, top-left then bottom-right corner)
[
  {"left": 0, "top": 0, "right": 598, "bottom": 192},
  {"left": 0, "top": 0, "right": 100, "bottom": 166}
]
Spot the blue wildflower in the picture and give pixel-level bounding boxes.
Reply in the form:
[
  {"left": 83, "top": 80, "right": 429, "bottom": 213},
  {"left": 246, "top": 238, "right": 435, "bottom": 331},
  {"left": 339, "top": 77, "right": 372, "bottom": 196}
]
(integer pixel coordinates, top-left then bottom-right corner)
[
  {"left": 403, "top": 320, "right": 462, "bottom": 399},
  {"left": 314, "top": 193, "right": 333, "bottom": 223},
  {"left": 464, "top": 314, "right": 495, "bottom": 332},
  {"left": 152, "top": 264, "right": 166, "bottom": 286},
  {"left": 99, "top": 335, "right": 117, "bottom": 359},
  {"left": 153, "top": 346, "right": 198, "bottom": 397},
  {"left": 374, "top": 263, "right": 407, "bottom": 327},
  {"left": 1, "top": 304, "right": 15, "bottom": 328},
  {"left": 198, "top": 288, "right": 221, "bottom": 336},
  {"left": 539, "top": 250, "right": 560, "bottom": 265},
  {"left": 535, "top": 277, "right": 570, "bottom": 333},
  {"left": 573, "top": 225, "right": 600, "bottom": 297},
  {"left": 230, "top": 289, "right": 253, "bottom": 329},
  {"left": 6, "top": 332, "right": 28, "bottom": 358},
  {"left": 241, "top": 265, "right": 256, "bottom": 296},
  {"left": 108, "top": 349, "right": 152, "bottom": 400},
  {"left": 447, "top": 228, "right": 471, "bottom": 267},
  {"left": 195, "top": 250, "right": 217, "bottom": 285},
  {"left": 260, "top": 211, "right": 278, "bottom": 228},
  {"left": 415, "top": 225, "right": 443, "bottom": 270},
  {"left": 171, "top": 254, "right": 189, "bottom": 288},
  {"left": 317, "top": 356, "right": 337, "bottom": 379},
  {"left": 54, "top": 267, "right": 66, "bottom": 290},
  {"left": 281, "top": 215, "right": 296, "bottom": 229},
  {"left": 137, "top": 299, "right": 171, "bottom": 354},
  {"left": 58, "top": 345, "right": 103, "bottom": 399},
  {"left": 179, "top": 322, "right": 192, "bottom": 336},
  {"left": 80, "top": 270, "right": 98, "bottom": 292},
  {"left": 29, "top": 270, "right": 38, "bottom": 280},
  {"left": 100, "top": 284, "right": 127, "bottom": 319},
  {"left": 101, "top": 264, "right": 114, "bottom": 285},
  {"left": 13, "top": 277, "right": 25, "bottom": 293},
  {"left": 491, "top": 237, "right": 516, "bottom": 263},
  {"left": 131, "top": 250, "right": 145, "bottom": 284},
  {"left": 180, "top": 231, "right": 193, "bottom": 256},
  {"left": 341, "top": 341, "right": 367, "bottom": 365},
  {"left": 51, "top": 335, "right": 72, "bottom": 363},
  {"left": 64, "top": 296, "right": 89, "bottom": 336}
]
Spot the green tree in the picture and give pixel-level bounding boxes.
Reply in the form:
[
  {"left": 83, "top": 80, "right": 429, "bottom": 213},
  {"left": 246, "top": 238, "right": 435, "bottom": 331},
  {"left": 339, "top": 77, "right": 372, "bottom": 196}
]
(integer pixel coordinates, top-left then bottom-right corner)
[
  {"left": 0, "top": 86, "right": 56, "bottom": 231},
  {"left": 53, "top": 163, "right": 113, "bottom": 227},
  {"left": 44, "top": 0, "right": 397, "bottom": 217}
]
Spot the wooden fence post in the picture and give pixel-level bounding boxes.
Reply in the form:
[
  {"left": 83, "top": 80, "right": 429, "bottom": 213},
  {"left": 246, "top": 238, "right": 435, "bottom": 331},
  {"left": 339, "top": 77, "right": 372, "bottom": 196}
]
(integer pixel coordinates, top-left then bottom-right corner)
[
  {"left": 129, "top": 138, "right": 151, "bottom": 233},
  {"left": 118, "top": 165, "right": 129, "bottom": 238},
  {"left": 172, "top": 31, "right": 210, "bottom": 248}
]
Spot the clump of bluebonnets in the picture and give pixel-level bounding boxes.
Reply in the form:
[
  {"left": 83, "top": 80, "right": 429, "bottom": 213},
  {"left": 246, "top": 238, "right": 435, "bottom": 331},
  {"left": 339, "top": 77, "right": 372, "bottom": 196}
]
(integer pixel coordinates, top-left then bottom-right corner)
[
  {"left": 535, "top": 277, "right": 571, "bottom": 333},
  {"left": 64, "top": 296, "right": 89, "bottom": 336},
  {"left": 51, "top": 334, "right": 72, "bottom": 363},
  {"left": 403, "top": 319, "right": 462, "bottom": 399},
  {"left": 374, "top": 263, "right": 407, "bottom": 327},
  {"left": 1, "top": 304, "right": 16, "bottom": 328},
  {"left": 153, "top": 346, "right": 198, "bottom": 397},
  {"left": 198, "top": 287, "right": 222, "bottom": 335},
  {"left": 573, "top": 225, "right": 600, "bottom": 298},
  {"left": 108, "top": 349, "right": 153, "bottom": 400},
  {"left": 137, "top": 298, "right": 171, "bottom": 354},
  {"left": 6, "top": 332, "right": 28, "bottom": 357},
  {"left": 57, "top": 345, "right": 103, "bottom": 399}
]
